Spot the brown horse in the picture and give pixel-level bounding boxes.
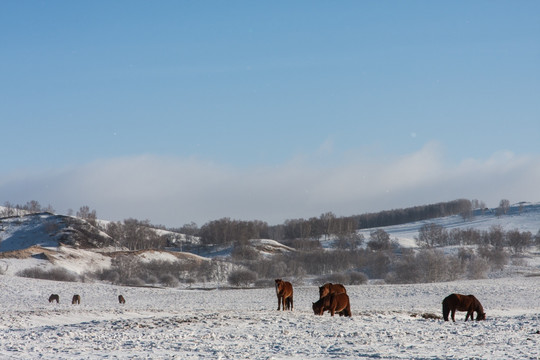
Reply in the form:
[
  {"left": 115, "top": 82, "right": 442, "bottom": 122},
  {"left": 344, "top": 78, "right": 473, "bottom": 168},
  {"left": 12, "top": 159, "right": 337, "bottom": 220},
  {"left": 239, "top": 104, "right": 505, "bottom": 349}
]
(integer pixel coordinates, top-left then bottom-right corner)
[
  {"left": 275, "top": 279, "right": 293, "bottom": 311},
  {"left": 442, "top": 293, "right": 485, "bottom": 322},
  {"left": 118, "top": 295, "right": 126, "bottom": 304},
  {"left": 319, "top": 283, "right": 347, "bottom": 299},
  {"left": 312, "top": 293, "right": 352, "bottom": 317},
  {"left": 72, "top": 294, "right": 81, "bottom": 305},
  {"left": 48, "top": 294, "right": 59, "bottom": 303}
]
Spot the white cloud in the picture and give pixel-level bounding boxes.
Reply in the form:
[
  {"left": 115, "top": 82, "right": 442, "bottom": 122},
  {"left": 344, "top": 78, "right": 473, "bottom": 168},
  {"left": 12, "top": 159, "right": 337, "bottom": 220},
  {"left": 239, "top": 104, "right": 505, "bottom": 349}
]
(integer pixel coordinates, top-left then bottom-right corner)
[{"left": 1, "top": 144, "right": 540, "bottom": 226}]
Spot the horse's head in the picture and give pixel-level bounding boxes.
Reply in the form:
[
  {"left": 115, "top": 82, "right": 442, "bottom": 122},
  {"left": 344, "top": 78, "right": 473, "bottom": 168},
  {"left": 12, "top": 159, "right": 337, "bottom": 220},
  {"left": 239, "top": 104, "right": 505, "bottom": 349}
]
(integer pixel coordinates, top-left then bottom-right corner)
[
  {"left": 312, "top": 301, "right": 323, "bottom": 315},
  {"left": 477, "top": 312, "right": 486, "bottom": 321},
  {"left": 275, "top": 279, "right": 284, "bottom": 294}
]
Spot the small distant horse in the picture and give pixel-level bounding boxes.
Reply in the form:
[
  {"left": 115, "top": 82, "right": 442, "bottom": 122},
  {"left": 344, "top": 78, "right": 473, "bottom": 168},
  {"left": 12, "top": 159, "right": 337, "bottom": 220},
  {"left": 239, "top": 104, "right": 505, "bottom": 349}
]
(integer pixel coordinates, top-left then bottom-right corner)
[
  {"left": 118, "top": 295, "right": 126, "bottom": 304},
  {"left": 48, "top": 294, "right": 59, "bottom": 303},
  {"left": 275, "top": 279, "right": 294, "bottom": 311},
  {"left": 319, "top": 283, "right": 347, "bottom": 299},
  {"left": 72, "top": 294, "right": 81, "bottom": 305},
  {"left": 442, "top": 293, "right": 485, "bottom": 322},
  {"left": 313, "top": 293, "right": 352, "bottom": 317}
]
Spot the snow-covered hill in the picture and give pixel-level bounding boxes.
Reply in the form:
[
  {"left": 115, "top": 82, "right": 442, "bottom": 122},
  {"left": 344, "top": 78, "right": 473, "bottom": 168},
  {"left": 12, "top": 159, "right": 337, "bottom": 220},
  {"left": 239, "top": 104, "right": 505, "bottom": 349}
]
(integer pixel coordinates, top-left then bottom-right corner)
[
  {"left": 359, "top": 202, "right": 540, "bottom": 248},
  {"left": 0, "top": 212, "right": 117, "bottom": 251}
]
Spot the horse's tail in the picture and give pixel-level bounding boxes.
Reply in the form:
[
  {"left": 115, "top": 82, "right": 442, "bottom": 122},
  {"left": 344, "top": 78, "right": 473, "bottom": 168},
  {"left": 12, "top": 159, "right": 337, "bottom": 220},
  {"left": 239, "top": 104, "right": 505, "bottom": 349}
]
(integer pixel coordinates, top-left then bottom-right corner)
[
  {"left": 345, "top": 300, "right": 352, "bottom": 317},
  {"left": 442, "top": 298, "right": 450, "bottom": 321}
]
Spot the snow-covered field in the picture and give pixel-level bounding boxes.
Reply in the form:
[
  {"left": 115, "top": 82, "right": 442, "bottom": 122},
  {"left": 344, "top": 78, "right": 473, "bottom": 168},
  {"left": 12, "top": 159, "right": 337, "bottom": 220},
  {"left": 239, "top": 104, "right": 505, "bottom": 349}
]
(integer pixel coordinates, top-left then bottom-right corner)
[{"left": 1, "top": 275, "right": 539, "bottom": 359}]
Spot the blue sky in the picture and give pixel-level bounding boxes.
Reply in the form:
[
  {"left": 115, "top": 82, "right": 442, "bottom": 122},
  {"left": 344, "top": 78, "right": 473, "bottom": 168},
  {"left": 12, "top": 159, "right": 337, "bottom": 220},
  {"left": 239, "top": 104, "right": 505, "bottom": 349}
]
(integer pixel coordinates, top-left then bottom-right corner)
[{"left": 1, "top": 1, "right": 539, "bottom": 227}]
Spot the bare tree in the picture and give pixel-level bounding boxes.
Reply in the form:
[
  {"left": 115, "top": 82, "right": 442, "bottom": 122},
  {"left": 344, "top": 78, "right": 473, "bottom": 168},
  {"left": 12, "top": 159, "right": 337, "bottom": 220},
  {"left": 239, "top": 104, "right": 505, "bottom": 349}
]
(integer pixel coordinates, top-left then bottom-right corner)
[
  {"left": 199, "top": 218, "right": 268, "bottom": 245},
  {"left": 416, "top": 223, "right": 448, "bottom": 248},
  {"left": 2, "top": 202, "right": 15, "bottom": 217},
  {"left": 467, "top": 257, "right": 490, "bottom": 279},
  {"left": 77, "top": 205, "right": 97, "bottom": 226},
  {"left": 320, "top": 212, "right": 336, "bottom": 241},
  {"left": 25, "top": 200, "right": 41, "bottom": 213},
  {"left": 367, "top": 229, "right": 391, "bottom": 251},
  {"left": 119, "top": 218, "right": 164, "bottom": 250},
  {"left": 416, "top": 249, "right": 449, "bottom": 282},
  {"left": 471, "top": 199, "right": 486, "bottom": 210},
  {"left": 335, "top": 233, "right": 364, "bottom": 250},
  {"left": 179, "top": 222, "right": 199, "bottom": 242},
  {"left": 228, "top": 269, "right": 257, "bottom": 287},
  {"left": 477, "top": 245, "right": 509, "bottom": 270},
  {"left": 484, "top": 225, "right": 505, "bottom": 248},
  {"left": 506, "top": 229, "right": 532, "bottom": 254},
  {"left": 496, "top": 199, "right": 510, "bottom": 216}
]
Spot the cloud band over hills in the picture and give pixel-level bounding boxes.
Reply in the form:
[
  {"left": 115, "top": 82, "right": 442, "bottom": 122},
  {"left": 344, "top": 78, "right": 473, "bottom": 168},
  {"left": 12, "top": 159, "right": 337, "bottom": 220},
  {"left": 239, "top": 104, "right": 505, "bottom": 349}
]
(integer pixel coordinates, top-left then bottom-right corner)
[{"left": 1, "top": 143, "right": 539, "bottom": 227}]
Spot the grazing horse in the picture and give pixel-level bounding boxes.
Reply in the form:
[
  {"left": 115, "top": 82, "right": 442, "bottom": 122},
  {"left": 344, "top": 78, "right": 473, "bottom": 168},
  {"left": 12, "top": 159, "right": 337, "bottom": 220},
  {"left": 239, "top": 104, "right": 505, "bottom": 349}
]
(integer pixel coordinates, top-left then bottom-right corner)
[
  {"left": 72, "top": 294, "right": 81, "bottom": 305},
  {"left": 118, "top": 295, "right": 126, "bottom": 304},
  {"left": 48, "top": 294, "right": 59, "bottom": 303},
  {"left": 319, "top": 283, "right": 347, "bottom": 299},
  {"left": 442, "top": 293, "right": 485, "bottom": 322},
  {"left": 313, "top": 293, "right": 352, "bottom": 317},
  {"left": 275, "top": 279, "right": 294, "bottom": 311}
]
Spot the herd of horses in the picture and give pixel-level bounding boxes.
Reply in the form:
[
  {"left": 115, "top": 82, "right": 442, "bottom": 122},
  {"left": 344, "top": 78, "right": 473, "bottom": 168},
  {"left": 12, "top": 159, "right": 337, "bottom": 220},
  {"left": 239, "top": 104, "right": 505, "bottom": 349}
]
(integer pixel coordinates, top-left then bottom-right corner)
[
  {"left": 275, "top": 279, "right": 352, "bottom": 317},
  {"left": 47, "top": 280, "right": 486, "bottom": 322},
  {"left": 275, "top": 279, "right": 486, "bottom": 322},
  {"left": 48, "top": 293, "right": 126, "bottom": 305}
]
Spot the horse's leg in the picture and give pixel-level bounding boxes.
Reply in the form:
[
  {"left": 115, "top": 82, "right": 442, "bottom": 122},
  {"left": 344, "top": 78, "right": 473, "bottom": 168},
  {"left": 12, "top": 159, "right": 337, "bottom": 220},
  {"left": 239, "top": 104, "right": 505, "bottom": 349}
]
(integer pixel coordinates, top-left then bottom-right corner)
[
  {"left": 347, "top": 304, "right": 352, "bottom": 317},
  {"left": 290, "top": 296, "right": 293, "bottom": 311},
  {"left": 281, "top": 296, "right": 285, "bottom": 311},
  {"left": 451, "top": 309, "right": 456, "bottom": 322},
  {"left": 277, "top": 296, "right": 281, "bottom": 311}
]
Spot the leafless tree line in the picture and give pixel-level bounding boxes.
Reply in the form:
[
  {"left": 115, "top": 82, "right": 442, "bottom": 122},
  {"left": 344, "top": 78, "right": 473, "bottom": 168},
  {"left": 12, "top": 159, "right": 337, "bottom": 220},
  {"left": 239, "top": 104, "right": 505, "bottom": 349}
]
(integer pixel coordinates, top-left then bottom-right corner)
[
  {"left": 92, "top": 256, "right": 226, "bottom": 287},
  {"left": 416, "top": 223, "right": 538, "bottom": 254},
  {"left": 104, "top": 219, "right": 169, "bottom": 251},
  {"left": 1, "top": 200, "right": 55, "bottom": 217}
]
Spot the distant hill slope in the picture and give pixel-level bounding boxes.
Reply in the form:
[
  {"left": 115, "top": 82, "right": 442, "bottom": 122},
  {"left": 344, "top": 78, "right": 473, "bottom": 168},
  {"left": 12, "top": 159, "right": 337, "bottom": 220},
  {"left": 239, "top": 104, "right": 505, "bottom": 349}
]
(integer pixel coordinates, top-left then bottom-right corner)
[
  {"left": 359, "top": 202, "right": 540, "bottom": 248},
  {"left": 0, "top": 213, "right": 118, "bottom": 252}
]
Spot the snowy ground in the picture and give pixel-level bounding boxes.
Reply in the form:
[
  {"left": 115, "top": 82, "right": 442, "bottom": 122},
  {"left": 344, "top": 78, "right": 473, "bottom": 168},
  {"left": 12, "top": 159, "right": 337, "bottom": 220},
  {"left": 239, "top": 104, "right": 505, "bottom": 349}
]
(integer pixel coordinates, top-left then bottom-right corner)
[{"left": 1, "top": 275, "right": 539, "bottom": 359}]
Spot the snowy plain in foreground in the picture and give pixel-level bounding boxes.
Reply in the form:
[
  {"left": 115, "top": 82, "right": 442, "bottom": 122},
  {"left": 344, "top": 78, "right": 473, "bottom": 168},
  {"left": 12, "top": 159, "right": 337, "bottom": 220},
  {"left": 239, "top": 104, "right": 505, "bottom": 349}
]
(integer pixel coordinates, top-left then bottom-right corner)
[{"left": 1, "top": 274, "right": 539, "bottom": 359}]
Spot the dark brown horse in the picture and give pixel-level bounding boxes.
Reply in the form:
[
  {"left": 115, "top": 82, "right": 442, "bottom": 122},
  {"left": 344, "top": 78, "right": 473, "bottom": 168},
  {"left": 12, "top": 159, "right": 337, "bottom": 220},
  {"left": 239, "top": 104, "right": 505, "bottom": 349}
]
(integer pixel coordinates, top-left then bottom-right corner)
[
  {"left": 118, "top": 295, "right": 126, "bottom": 304},
  {"left": 442, "top": 293, "right": 485, "bottom": 322},
  {"left": 275, "top": 279, "right": 293, "bottom": 311},
  {"left": 72, "top": 294, "right": 81, "bottom": 305},
  {"left": 48, "top": 294, "right": 59, "bottom": 303},
  {"left": 312, "top": 293, "right": 352, "bottom": 317},
  {"left": 319, "top": 283, "right": 347, "bottom": 299}
]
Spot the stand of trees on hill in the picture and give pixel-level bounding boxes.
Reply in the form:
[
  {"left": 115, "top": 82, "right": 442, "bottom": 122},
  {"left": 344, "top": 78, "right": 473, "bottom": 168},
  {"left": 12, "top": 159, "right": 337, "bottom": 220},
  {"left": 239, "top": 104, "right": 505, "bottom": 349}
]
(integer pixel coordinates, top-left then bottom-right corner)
[
  {"left": 0, "top": 200, "right": 55, "bottom": 216},
  {"left": 189, "top": 199, "right": 475, "bottom": 245},
  {"left": 6, "top": 198, "right": 540, "bottom": 288},
  {"left": 417, "top": 223, "right": 534, "bottom": 254}
]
